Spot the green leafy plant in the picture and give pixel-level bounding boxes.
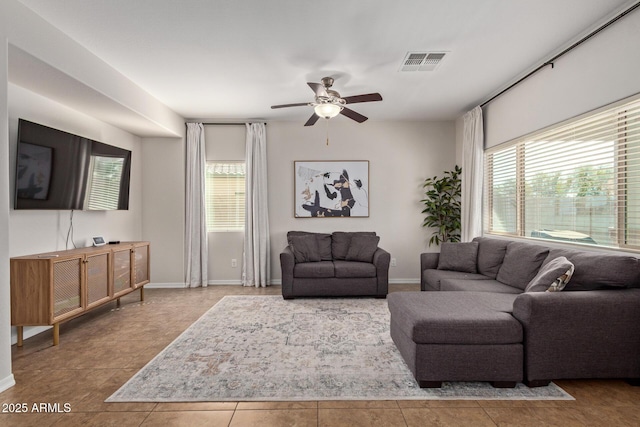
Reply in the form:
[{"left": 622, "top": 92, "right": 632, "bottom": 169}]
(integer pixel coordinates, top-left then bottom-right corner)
[{"left": 421, "top": 165, "right": 462, "bottom": 246}]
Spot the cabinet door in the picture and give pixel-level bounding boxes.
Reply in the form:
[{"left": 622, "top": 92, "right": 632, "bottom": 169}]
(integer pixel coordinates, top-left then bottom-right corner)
[
  {"left": 133, "top": 244, "right": 150, "bottom": 288},
  {"left": 86, "top": 252, "right": 110, "bottom": 308},
  {"left": 113, "top": 248, "right": 132, "bottom": 296},
  {"left": 52, "top": 257, "right": 83, "bottom": 322}
]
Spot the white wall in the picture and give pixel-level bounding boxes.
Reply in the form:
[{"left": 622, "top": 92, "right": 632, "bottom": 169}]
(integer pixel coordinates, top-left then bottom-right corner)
[
  {"left": 141, "top": 136, "right": 185, "bottom": 286},
  {"left": 8, "top": 84, "right": 143, "bottom": 255},
  {"left": 484, "top": 8, "right": 640, "bottom": 147},
  {"left": 0, "top": 30, "right": 16, "bottom": 393},
  {"left": 267, "top": 120, "right": 455, "bottom": 283}
]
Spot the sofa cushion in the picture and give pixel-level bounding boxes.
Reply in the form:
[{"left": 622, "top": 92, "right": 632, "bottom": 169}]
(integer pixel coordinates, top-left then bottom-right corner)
[
  {"left": 388, "top": 292, "right": 522, "bottom": 345},
  {"left": 288, "top": 234, "right": 321, "bottom": 263},
  {"left": 422, "top": 269, "right": 491, "bottom": 291},
  {"left": 287, "top": 231, "right": 332, "bottom": 261},
  {"left": 473, "top": 237, "right": 510, "bottom": 279},
  {"left": 496, "top": 242, "right": 549, "bottom": 290},
  {"left": 525, "top": 256, "right": 574, "bottom": 293},
  {"left": 437, "top": 241, "right": 478, "bottom": 273},
  {"left": 334, "top": 260, "right": 377, "bottom": 278},
  {"left": 293, "top": 261, "right": 335, "bottom": 278},
  {"left": 345, "top": 235, "right": 380, "bottom": 262},
  {"left": 545, "top": 248, "right": 640, "bottom": 290},
  {"left": 332, "top": 231, "right": 376, "bottom": 260},
  {"left": 440, "top": 278, "right": 523, "bottom": 294}
]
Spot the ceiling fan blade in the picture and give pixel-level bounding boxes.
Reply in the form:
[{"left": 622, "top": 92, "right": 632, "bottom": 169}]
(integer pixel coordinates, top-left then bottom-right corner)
[
  {"left": 340, "top": 107, "right": 368, "bottom": 123},
  {"left": 304, "top": 114, "right": 320, "bottom": 127},
  {"left": 271, "top": 102, "right": 310, "bottom": 109},
  {"left": 342, "top": 93, "right": 383, "bottom": 104},
  {"left": 308, "top": 82, "right": 328, "bottom": 97}
]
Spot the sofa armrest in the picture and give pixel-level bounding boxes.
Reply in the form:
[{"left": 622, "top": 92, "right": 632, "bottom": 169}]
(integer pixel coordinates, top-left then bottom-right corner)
[
  {"left": 512, "top": 289, "right": 640, "bottom": 382},
  {"left": 420, "top": 252, "right": 440, "bottom": 290},
  {"left": 373, "top": 247, "right": 391, "bottom": 295},
  {"left": 280, "top": 246, "right": 295, "bottom": 298},
  {"left": 420, "top": 252, "right": 439, "bottom": 271}
]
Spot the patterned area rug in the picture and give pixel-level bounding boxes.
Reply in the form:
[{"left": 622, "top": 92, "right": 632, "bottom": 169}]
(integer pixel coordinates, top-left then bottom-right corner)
[{"left": 107, "top": 296, "right": 573, "bottom": 402}]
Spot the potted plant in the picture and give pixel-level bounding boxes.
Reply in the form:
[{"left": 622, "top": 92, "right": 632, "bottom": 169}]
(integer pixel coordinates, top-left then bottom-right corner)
[{"left": 421, "top": 165, "right": 462, "bottom": 246}]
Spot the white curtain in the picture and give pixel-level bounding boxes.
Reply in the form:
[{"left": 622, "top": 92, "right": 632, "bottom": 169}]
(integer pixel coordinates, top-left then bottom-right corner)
[
  {"left": 243, "top": 123, "right": 270, "bottom": 287},
  {"left": 461, "top": 106, "right": 484, "bottom": 242},
  {"left": 185, "top": 122, "right": 208, "bottom": 287}
]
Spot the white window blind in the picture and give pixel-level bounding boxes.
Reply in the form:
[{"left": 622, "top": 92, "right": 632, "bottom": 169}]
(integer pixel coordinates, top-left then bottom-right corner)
[
  {"left": 84, "top": 155, "right": 125, "bottom": 210},
  {"left": 205, "top": 162, "right": 246, "bottom": 231},
  {"left": 484, "top": 96, "right": 640, "bottom": 249}
]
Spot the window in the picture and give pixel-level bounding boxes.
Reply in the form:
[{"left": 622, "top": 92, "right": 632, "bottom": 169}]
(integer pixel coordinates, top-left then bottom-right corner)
[
  {"left": 205, "top": 162, "right": 245, "bottom": 231},
  {"left": 484, "top": 96, "right": 640, "bottom": 250}
]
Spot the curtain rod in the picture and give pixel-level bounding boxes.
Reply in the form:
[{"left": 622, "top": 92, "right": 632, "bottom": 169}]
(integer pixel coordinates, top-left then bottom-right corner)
[
  {"left": 185, "top": 122, "right": 267, "bottom": 126},
  {"left": 480, "top": 1, "right": 640, "bottom": 108}
]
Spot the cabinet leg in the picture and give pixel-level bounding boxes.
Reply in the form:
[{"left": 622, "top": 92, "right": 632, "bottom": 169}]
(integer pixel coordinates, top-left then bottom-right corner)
[
  {"left": 52, "top": 323, "right": 59, "bottom": 346},
  {"left": 140, "top": 287, "right": 144, "bottom": 302},
  {"left": 17, "top": 326, "right": 23, "bottom": 347}
]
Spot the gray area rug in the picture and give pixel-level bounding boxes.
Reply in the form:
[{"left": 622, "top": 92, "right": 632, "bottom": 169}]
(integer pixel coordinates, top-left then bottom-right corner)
[{"left": 107, "top": 296, "right": 573, "bottom": 402}]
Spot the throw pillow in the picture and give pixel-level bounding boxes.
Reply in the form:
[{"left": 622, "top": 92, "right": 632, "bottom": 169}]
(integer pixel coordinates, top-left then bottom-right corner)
[
  {"left": 496, "top": 242, "right": 549, "bottom": 290},
  {"left": 345, "top": 235, "right": 380, "bottom": 263},
  {"left": 289, "top": 234, "right": 321, "bottom": 263},
  {"left": 332, "top": 231, "right": 376, "bottom": 260},
  {"left": 474, "top": 237, "right": 510, "bottom": 279},
  {"left": 525, "top": 256, "right": 575, "bottom": 292},
  {"left": 287, "top": 231, "right": 332, "bottom": 261},
  {"left": 437, "top": 242, "right": 479, "bottom": 273}
]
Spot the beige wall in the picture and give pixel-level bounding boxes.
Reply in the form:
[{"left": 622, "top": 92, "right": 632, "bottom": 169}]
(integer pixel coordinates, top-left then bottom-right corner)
[
  {"left": 141, "top": 136, "right": 185, "bottom": 286},
  {"left": 147, "top": 119, "right": 455, "bottom": 285},
  {"left": 266, "top": 120, "right": 455, "bottom": 283},
  {"left": 204, "top": 125, "right": 246, "bottom": 284},
  {"left": 484, "top": 9, "right": 640, "bottom": 148},
  {"left": 186, "top": 120, "right": 458, "bottom": 284}
]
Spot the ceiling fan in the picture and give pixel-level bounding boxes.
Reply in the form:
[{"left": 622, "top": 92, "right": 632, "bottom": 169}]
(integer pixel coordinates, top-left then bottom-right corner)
[{"left": 271, "top": 77, "right": 383, "bottom": 126}]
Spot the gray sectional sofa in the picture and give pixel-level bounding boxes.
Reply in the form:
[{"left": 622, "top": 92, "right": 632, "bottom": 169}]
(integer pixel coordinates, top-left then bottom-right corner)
[
  {"left": 388, "top": 237, "right": 640, "bottom": 388},
  {"left": 280, "top": 231, "right": 390, "bottom": 299}
]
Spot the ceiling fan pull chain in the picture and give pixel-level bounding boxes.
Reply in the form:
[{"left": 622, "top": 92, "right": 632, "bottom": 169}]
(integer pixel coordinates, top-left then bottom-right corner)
[{"left": 326, "top": 118, "right": 330, "bottom": 146}]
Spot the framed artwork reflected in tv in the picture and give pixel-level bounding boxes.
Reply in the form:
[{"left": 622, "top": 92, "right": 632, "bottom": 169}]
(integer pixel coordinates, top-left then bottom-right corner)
[{"left": 16, "top": 142, "right": 53, "bottom": 200}]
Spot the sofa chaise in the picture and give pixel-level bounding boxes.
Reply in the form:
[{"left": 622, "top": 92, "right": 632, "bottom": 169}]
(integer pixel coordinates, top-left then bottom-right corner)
[
  {"left": 388, "top": 237, "right": 640, "bottom": 388},
  {"left": 280, "top": 231, "right": 390, "bottom": 299}
]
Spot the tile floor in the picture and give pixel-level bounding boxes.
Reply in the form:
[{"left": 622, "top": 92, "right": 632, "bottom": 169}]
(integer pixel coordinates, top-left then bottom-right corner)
[{"left": 1, "top": 284, "right": 640, "bottom": 426}]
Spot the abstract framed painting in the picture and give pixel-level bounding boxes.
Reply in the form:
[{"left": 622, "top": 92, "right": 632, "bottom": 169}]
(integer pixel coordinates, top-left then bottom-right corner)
[{"left": 294, "top": 160, "right": 369, "bottom": 218}]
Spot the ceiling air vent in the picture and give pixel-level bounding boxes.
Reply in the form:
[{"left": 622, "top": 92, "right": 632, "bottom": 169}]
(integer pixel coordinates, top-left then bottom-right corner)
[{"left": 400, "top": 52, "right": 447, "bottom": 72}]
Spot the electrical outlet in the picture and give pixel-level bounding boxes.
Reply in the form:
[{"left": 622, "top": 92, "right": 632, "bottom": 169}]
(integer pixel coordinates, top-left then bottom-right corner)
[
  {"left": 231, "top": 259, "right": 238, "bottom": 268},
  {"left": 391, "top": 258, "right": 397, "bottom": 267}
]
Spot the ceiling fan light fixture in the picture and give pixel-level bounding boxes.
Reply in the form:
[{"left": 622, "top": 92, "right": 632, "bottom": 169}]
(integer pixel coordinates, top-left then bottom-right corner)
[{"left": 314, "top": 103, "right": 342, "bottom": 119}]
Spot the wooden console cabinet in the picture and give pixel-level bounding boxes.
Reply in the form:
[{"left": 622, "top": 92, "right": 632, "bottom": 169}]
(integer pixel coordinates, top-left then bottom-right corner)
[{"left": 10, "top": 241, "right": 150, "bottom": 346}]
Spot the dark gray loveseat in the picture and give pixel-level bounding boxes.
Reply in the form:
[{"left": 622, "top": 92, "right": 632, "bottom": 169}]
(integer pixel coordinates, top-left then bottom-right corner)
[
  {"left": 280, "top": 231, "right": 390, "bottom": 299},
  {"left": 388, "top": 237, "right": 640, "bottom": 388}
]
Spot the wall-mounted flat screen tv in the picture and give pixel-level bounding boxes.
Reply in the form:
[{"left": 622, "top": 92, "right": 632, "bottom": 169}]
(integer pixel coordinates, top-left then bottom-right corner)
[{"left": 15, "top": 119, "right": 131, "bottom": 210}]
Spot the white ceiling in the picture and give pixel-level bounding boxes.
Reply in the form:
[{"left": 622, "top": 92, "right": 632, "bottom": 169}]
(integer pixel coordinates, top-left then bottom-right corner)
[{"left": 16, "top": 0, "right": 634, "bottom": 124}]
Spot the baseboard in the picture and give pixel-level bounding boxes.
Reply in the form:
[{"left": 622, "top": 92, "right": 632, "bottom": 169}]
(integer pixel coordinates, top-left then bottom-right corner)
[
  {"left": 145, "top": 280, "right": 417, "bottom": 288},
  {"left": 0, "top": 374, "right": 16, "bottom": 393},
  {"left": 207, "top": 280, "right": 243, "bottom": 286},
  {"left": 10, "top": 325, "right": 51, "bottom": 346},
  {"left": 267, "top": 279, "right": 419, "bottom": 285},
  {"left": 145, "top": 282, "right": 188, "bottom": 289}
]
